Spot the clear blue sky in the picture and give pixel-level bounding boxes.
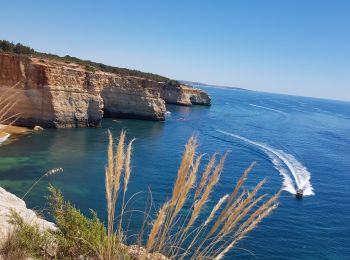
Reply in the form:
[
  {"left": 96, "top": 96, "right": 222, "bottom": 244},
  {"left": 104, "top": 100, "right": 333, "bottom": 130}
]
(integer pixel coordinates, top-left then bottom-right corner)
[{"left": 1, "top": 0, "right": 349, "bottom": 101}]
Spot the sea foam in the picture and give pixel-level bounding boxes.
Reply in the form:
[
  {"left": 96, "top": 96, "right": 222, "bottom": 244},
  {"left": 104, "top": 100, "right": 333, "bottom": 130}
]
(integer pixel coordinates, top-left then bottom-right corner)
[
  {"left": 249, "top": 103, "right": 287, "bottom": 116},
  {"left": 217, "top": 129, "right": 315, "bottom": 196},
  {"left": 0, "top": 133, "right": 10, "bottom": 145}
]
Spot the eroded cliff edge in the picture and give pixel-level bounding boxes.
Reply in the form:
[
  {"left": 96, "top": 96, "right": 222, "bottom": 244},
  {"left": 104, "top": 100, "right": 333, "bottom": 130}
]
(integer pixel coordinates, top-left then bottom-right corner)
[{"left": 0, "top": 53, "right": 211, "bottom": 128}]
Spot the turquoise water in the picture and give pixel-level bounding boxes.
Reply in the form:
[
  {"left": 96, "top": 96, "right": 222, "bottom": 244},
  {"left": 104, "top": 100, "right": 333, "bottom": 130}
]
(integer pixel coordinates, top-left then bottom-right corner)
[{"left": 1, "top": 86, "right": 350, "bottom": 259}]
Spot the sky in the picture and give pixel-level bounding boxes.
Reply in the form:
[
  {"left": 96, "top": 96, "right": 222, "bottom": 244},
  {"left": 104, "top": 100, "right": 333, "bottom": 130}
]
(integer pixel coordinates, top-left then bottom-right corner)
[{"left": 1, "top": 0, "right": 349, "bottom": 101}]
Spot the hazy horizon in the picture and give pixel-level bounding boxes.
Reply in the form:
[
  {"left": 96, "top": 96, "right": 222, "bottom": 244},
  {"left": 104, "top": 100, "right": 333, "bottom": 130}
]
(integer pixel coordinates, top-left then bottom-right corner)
[
  {"left": 1, "top": 0, "right": 349, "bottom": 101},
  {"left": 183, "top": 80, "right": 350, "bottom": 103}
]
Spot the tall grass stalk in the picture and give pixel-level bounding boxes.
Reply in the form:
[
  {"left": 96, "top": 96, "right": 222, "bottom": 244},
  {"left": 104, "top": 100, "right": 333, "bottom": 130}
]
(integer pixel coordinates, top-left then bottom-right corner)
[
  {"left": 104, "top": 129, "right": 135, "bottom": 258},
  {"left": 22, "top": 168, "right": 63, "bottom": 199},
  {"left": 139, "top": 135, "right": 280, "bottom": 259},
  {"left": 0, "top": 84, "right": 20, "bottom": 130},
  {"left": 119, "top": 138, "right": 135, "bottom": 236}
]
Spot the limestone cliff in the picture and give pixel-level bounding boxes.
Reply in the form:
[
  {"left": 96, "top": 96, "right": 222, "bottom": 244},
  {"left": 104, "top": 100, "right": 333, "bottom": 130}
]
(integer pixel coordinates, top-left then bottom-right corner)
[
  {"left": 157, "top": 83, "right": 211, "bottom": 106},
  {"left": 0, "top": 53, "right": 211, "bottom": 128}
]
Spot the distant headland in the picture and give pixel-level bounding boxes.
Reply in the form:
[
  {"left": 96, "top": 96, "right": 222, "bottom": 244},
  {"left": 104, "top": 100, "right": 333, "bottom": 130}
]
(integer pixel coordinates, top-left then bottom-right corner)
[{"left": 181, "top": 80, "right": 247, "bottom": 91}]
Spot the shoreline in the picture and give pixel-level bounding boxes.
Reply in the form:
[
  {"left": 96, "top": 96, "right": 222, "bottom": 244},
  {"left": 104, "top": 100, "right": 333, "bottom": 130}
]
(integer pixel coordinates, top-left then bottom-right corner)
[
  {"left": 0, "top": 124, "right": 29, "bottom": 135},
  {"left": 0, "top": 124, "right": 30, "bottom": 145},
  {"left": 0, "top": 132, "right": 10, "bottom": 144}
]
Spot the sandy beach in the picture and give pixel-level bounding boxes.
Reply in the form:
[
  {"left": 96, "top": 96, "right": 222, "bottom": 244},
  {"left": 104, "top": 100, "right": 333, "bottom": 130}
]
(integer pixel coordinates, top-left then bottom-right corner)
[
  {"left": 0, "top": 124, "right": 28, "bottom": 135},
  {"left": 0, "top": 124, "right": 29, "bottom": 145}
]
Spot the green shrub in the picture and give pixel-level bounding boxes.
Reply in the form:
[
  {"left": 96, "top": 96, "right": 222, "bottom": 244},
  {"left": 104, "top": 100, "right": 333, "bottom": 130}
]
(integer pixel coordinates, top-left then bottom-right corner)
[
  {"left": 0, "top": 40, "right": 15, "bottom": 53},
  {"left": 5, "top": 211, "right": 55, "bottom": 259},
  {"left": 48, "top": 184, "right": 128, "bottom": 258},
  {"left": 1, "top": 186, "right": 129, "bottom": 259},
  {"left": 85, "top": 65, "right": 97, "bottom": 73}
]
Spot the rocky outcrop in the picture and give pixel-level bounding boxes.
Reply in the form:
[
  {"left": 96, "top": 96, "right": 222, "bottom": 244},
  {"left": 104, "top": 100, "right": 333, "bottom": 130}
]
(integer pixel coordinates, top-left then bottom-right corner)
[
  {"left": 0, "top": 53, "right": 211, "bottom": 128},
  {"left": 156, "top": 84, "right": 211, "bottom": 106},
  {"left": 0, "top": 54, "right": 104, "bottom": 127},
  {"left": 0, "top": 187, "right": 56, "bottom": 245},
  {"left": 101, "top": 78, "right": 166, "bottom": 121}
]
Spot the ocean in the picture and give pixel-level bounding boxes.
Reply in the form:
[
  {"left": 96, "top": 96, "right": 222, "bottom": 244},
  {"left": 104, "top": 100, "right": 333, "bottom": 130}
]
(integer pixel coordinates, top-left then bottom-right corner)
[{"left": 1, "top": 86, "right": 350, "bottom": 259}]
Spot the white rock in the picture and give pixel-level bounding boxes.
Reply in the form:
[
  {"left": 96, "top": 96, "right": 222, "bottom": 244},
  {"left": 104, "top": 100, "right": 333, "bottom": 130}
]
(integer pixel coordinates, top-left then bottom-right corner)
[
  {"left": 0, "top": 187, "right": 56, "bottom": 246},
  {"left": 33, "top": 125, "right": 44, "bottom": 131}
]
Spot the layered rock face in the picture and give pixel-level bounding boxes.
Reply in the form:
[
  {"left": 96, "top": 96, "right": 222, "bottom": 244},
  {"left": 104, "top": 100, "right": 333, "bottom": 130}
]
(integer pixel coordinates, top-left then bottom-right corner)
[
  {"left": 0, "top": 54, "right": 104, "bottom": 127},
  {"left": 157, "top": 84, "right": 211, "bottom": 106},
  {"left": 101, "top": 77, "right": 166, "bottom": 121},
  {"left": 0, "top": 53, "right": 211, "bottom": 128}
]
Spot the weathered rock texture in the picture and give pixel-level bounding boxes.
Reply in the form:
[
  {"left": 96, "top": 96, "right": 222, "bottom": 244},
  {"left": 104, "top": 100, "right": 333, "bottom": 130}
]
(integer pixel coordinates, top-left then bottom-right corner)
[
  {"left": 0, "top": 53, "right": 211, "bottom": 128},
  {"left": 0, "top": 187, "right": 56, "bottom": 246},
  {"left": 156, "top": 83, "right": 212, "bottom": 106}
]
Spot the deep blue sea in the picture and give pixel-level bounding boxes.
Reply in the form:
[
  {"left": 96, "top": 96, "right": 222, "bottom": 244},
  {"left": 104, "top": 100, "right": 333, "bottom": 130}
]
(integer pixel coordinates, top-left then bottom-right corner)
[{"left": 1, "top": 86, "right": 350, "bottom": 259}]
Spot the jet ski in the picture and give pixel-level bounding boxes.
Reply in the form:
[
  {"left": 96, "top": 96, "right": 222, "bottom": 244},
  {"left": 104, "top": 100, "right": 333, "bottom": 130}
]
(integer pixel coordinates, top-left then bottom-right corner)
[{"left": 296, "top": 189, "right": 303, "bottom": 199}]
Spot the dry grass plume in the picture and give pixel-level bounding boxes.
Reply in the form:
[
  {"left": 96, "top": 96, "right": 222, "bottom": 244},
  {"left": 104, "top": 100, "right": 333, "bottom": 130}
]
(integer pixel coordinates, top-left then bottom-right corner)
[{"left": 140, "top": 135, "right": 280, "bottom": 259}]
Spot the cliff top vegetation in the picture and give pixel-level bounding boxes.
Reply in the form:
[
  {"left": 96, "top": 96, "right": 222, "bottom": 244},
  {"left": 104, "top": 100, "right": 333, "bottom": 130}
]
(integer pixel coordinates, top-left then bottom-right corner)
[{"left": 0, "top": 39, "right": 180, "bottom": 86}]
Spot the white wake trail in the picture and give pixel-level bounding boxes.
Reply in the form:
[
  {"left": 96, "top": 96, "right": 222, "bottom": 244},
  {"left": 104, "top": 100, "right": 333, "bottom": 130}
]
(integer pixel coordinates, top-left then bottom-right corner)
[
  {"left": 249, "top": 104, "right": 286, "bottom": 116},
  {"left": 217, "top": 129, "right": 314, "bottom": 196}
]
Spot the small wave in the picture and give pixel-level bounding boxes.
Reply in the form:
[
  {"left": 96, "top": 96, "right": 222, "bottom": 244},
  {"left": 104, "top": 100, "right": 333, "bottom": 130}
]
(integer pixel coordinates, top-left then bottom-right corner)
[
  {"left": 165, "top": 111, "right": 172, "bottom": 117},
  {"left": 0, "top": 133, "right": 10, "bottom": 145},
  {"left": 249, "top": 104, "right": 286, "bottom": 116},
  {"left": 217, "top": 129, "right": 314, "bottom": 196}
]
